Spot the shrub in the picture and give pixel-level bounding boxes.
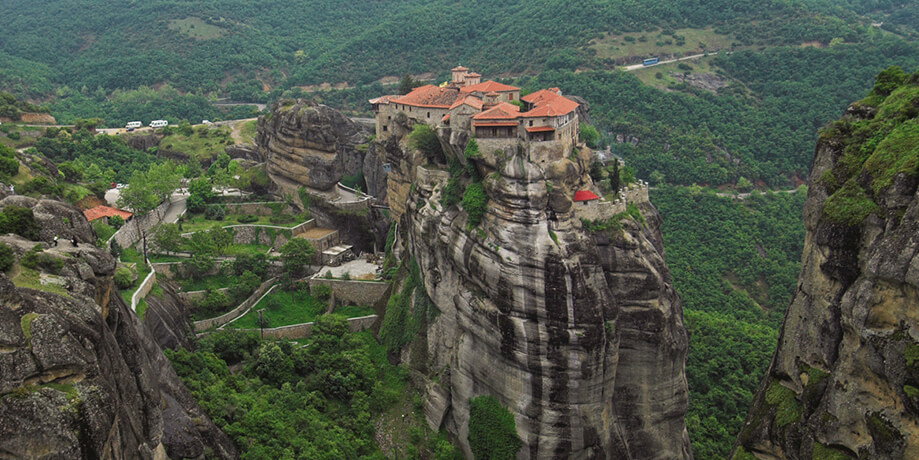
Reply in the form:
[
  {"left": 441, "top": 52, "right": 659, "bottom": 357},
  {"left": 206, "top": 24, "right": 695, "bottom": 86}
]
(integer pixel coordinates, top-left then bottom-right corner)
[
  {"left": 0, "top": 242, "right": 13, "bottom": 271},
  {"left": 7, "top": 131, "right": 20, "bottom": 140},
  {"left": 238, "top": 214, "right": 258, "bottom": 223},
  {"left": 580, "top": 124, "right": 600, "bottom": 149},
  {"left": 20, "top": 245, "right": 63, "bottom": 274},
  {"left": 0, "top": 156, "right": 18, "bottom": 179},
  {"left": 228, "top": 270, "right": 261, "bottom": 301},
  {"left": 205, "top": 204, "right": 225, "bottom": 220},
  {"left": 468, "top": 395, "right": 522, "bottom": 460},
  {"left": 186, "top": 194, "right": 206, "bottom": 213},
  {"left": 462, "top": 182, "right": 488, "bottom": 228},
  {"left": 0, "top": 205, "right": 41, "bottom": 240},
  {"left": 408, "top": 124, "right": 443, "bottom": 163},
  {"left": 197, "top": 289, "right": 231, "bottom": 317},
  {"left": 114, "top": 267, "right": 135, "bottom": 289},
  {"left": 108, "top": 215, "right": 124, "bottom": 228},
  {"left": 312, "top": 284, "right": 332, "bottom": 301}
]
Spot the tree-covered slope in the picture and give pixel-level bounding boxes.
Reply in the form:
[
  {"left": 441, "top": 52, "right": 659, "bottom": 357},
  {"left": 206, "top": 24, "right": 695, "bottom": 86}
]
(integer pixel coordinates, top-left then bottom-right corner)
[{"left": 0, "top": 0, "right": 912, "bottom": 96}]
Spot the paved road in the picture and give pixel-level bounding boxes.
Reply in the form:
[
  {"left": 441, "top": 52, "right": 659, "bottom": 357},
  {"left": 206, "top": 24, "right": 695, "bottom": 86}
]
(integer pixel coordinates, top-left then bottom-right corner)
[
  {"left": 623, "top": 52, "right": 715, "bottom": 71},
  {"left": 715, "top": 188, "right": 800, "bottom": 200}
]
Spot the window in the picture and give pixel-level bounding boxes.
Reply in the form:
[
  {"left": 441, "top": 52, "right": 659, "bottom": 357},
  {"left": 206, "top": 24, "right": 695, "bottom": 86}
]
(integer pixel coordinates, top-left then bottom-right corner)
[
  {"left": 383, "top": 125, "right": 388, "bottom": 132},
  {"left": 529, "top": 120, "right": 533, "bottom": 127},
  {"left": 427, "top": 112, "right": 430, "bottom": 118}
]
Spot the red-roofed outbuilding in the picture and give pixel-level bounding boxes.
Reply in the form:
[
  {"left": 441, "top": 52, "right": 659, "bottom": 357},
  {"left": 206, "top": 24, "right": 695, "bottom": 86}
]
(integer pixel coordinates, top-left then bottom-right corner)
[
  {"left": 573, "top": 190, "right": 600, "bottom": 202},
  {"left": 83, "top": 205, "right": 133, "bottom": 222}
]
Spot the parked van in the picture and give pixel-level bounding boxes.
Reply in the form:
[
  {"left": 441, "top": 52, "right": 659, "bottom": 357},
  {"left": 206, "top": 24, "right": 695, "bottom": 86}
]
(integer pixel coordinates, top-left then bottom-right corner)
[
  {"left": 125, "top": 121, "right": 142, "bottom": 129},
  {"left": 149, "top": 120, "right": 168, "bottom": 128}
]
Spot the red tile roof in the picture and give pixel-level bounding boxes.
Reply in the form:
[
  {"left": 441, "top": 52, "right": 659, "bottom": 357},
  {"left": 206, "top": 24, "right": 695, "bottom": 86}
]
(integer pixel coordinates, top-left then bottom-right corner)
[
  {"left": 368, "top": 95, "right": 399, "bottom": 105},
  {"left": 466, "top": 72, "right": 481, "bottom": 78},
  {"left": 472, "top": 102, "right": 520, "bottom": 120},
  {"left": 573, "top": 190, "right": 600, "bottom": 202},
  {"left": 442, "top": 114, "right": 450, "bottom": 122},
  {"left": 525, "top": 126, "right": 555, "bottom": 133},
  {"left": 83, "top": 205, "right": 132, "bottom": 222},
  {"left": 449, "top": 95, "right": 483, "bottom": 111},
  {"left": 460, "top": 80, "right": 520, "bottom": 94},
  {"left": 520, "top": 89, "right": 579, "bottom": 118},
  {"left": 391, "top": 85, "right": 461, "bottom": 108},
  {"left": 474, "top": 122, "right": 519, "bottom": 127}
]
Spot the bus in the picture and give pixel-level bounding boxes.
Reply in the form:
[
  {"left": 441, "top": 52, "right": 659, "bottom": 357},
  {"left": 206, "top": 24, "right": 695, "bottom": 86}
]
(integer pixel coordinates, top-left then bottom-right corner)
[
  {"left": 149, "top": 120, "right": 168, "bottom": 128},
  {"left": 125, "top": 121, "right": 142, "bottom": 129},
  {"left": 642, "top": 57, "right": 659, "bottom": 66}
]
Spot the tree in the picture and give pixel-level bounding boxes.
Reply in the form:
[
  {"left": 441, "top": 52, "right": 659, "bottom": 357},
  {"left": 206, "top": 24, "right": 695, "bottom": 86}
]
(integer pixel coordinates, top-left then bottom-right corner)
[
  {"left": 0, "top": 242, "right": 13, "bottom": 271},
  {"left": 408, "top": 124, "right": 443, "bottom": 163},
  {"left": 609, "top": 160, "right": 621, "bottom": 194},
  {"left": 580, "top": 124, "right": 600, "bottom": 149},
  {"left": 151, "top": 223, "right": 184, "bottom": 254},
  {"left": 185, "top": 155, "right": 202, "bottom": 178},
  {"left": 208, "top": 226, "right": 234, "bottom": 255},
  {"left": 254, "top": 342, "right": 294, "bottom": 386},
  {"left": 737, "top": 176, "right": 753, "bottom": 192},
  {"left": 188, "top": 231, "right": 217, "bottom": 255},
  {"left": 117, "top": 170, "right": 159, "bottom": 261},
  {"left": 279, "top": 238, "right": 315, "bottom": 278},
  {"left": 398, "top": 74, "right": 419, "bottom": 95},
  {"left": 146, "top": 161, "right": 180, "bottom": 203}
]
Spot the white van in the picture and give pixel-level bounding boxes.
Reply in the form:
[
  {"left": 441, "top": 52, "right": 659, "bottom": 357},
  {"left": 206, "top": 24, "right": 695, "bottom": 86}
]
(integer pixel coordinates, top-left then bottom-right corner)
[
  {"left": 125, "top": 121, "right": 142, "bottom": 129},
  {"left": 149, "top": 120, "right": 168, "bottom": 128}
]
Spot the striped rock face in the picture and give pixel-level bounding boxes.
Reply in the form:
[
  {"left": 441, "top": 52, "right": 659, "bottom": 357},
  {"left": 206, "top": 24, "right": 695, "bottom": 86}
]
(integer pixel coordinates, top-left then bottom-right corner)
[{"left": 384, "top": 121, "right": 692, "bottom": 459}]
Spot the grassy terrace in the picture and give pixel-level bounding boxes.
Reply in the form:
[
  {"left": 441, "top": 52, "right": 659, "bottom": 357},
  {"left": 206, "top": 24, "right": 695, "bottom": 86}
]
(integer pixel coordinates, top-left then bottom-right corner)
[
  {"left": 588, "top": 27, "right": 736, "bottom": 62},
  {"left": 10, "top": 265, "right": 71, "bottom": 297},
  {"left": 229, "top": 289, "right": 326, "bottom": 329},
  {"left": 178, "top": 214, "right": 290, "bottom": 234},
  {"left": 179, "top": 274, "right": 237, "bottom": 292}
]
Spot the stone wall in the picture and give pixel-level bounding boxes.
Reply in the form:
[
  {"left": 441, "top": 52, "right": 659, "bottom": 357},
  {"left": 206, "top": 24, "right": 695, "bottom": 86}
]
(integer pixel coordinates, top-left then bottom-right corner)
[
  {"left": 308, "top": 276, "right": 390, "bottom": 307},
  {"left": 193, "top": 279, "right": 277, "bottom": 332},
  {"left": 573, "top": 181, "right": 650, "bottom": 221},
  {"left": 113, "top": 198, "right": 172, "bottom": 249},
  {"left": 179, "top": 288, "right": 230, "bottom": 302},
  {"left": 222, "top": 202, "right": 296, "bottom": 216},
  {"left": 230, "top": 315, "right": 378, "bottom": 340}
]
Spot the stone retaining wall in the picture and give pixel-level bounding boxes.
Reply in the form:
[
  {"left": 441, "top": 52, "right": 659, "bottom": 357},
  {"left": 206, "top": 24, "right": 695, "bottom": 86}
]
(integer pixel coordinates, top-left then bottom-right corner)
[
  {"left": 193, "top": 278, "right": 277, "bottom": 332},
  {"left": 573, "top": 181, "right": 650, "bottom": 222},
  {"left": 114, "top": 199, "right": 172, "bottom": 249},
  {"left": 227, "top": 315, "right": 378, "bottom": 340},
  {"left": 223, "top": 202, "right": 296, "bottom": 216},
  {"left": 308, "top": 276, "right": 390, "bottom": 307},
  {"left": 179, "top": 288, "right": 230, "bottom": 302}
]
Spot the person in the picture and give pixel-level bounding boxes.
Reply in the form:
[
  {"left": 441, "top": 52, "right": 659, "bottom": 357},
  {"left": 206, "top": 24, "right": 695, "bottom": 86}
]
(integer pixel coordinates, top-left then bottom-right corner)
[
  {"left": 53, "top": 235, "right": 58, "bottom": 246},
  {"left": 71, "top": 236, "right": 78, "bottom": 247}
]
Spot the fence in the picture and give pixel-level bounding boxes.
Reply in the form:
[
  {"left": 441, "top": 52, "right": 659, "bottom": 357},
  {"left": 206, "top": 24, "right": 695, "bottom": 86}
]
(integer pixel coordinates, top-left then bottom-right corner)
[{"left": 131, "top": 261, "right": 156, "bottom": 312}]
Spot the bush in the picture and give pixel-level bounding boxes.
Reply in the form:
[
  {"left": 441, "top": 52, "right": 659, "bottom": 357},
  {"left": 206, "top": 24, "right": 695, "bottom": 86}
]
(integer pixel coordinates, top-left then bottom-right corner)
[
  {"left": 0, "top": 157, "right": 18, "bottom": 180},
  {"left": 205, "top": 204, "right": 225, "bottom": 220},
  {"left": 228, "top": 270, "right": 261, "bottom": 302},
  {"left": 461, "top": 182, "right": 488, "bottom": 228},
  {"left": 7, "top": 131, "right": 20, "bottom": 141},
  {"left": 468, "top": 395, "right": 522, "bottom": 460},
  {"left": 108, "top": 215, "right": 124, "bottom": 228},
  {"left": 238, "top": 214, "right": 258, "bottom": 223},
  {"left": 580, "top": 124, "right": 600, "bottom": 149},
  {"left": 0, "top": 242, "right": 13, "bottom": 271},
  {"left": 312, "top": 284, "right": 332, "bottom": 301},
  {"left": 186, "top": 194, "right": 206, "bottom": 213},
  {"left": 0, "top": 205, "right": 41, "bottom": 240},
  {"left": 114, "top": 267, "right": 135, "bottom": 289},
  {"left": 20, "top": 245, "right": 63, "bottom": 274}
]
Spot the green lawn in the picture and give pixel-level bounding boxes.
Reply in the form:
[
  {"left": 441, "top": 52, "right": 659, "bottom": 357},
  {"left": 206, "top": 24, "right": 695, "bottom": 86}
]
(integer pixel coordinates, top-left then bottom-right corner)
[
  {"left": 229, "top": 288, "right": 326, "bottom": 329},
  {"left": 178, "top": 213, "right": 285, "bottom": 234},
  {"left": 180, "top": 274, "right": 237, "bottom": 292},
  {"left": 10, "top": 266, "right": 72, "bottom": 298},
  {"left": 332, "top": 305, "right": 376, "bottom": 318},
  {"left": 222, "top": 243, "right": 271, "bottom": 256}
]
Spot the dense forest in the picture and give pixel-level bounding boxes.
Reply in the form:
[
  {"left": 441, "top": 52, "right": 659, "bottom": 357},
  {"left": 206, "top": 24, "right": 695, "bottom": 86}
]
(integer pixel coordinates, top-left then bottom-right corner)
[{"left": 651, "top": 186, "right": 807, "bottom": 458}]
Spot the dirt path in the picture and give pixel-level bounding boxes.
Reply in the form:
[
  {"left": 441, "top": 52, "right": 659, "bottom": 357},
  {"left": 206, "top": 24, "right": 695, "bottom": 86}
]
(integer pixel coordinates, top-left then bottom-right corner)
[
  {"left": 623, "top": 52, "right": 716, "bottom": 71},
  {"left": 227, "top": 118, "right": 257, "bottom": 144}
]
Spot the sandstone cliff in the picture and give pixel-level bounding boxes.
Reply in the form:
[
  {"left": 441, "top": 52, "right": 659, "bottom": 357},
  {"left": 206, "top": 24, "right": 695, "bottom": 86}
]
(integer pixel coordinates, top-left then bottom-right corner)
[
  {"left": 381, "top": 118, "right": 692, "bottom": 458},
  {"left": 0, "top": 198, "right": 237, "bottom": 459},
  {"left": 735, "top": 70, "right": 919, "bottom": 459},
  {"left": 257, "top": 99, "right": 371, "bottom": 196}
]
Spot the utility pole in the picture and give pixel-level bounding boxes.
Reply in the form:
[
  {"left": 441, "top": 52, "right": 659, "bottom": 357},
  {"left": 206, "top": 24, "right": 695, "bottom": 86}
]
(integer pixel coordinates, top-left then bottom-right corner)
[{"left": 257, "top": 308, "right": 265, "bottom": 339}]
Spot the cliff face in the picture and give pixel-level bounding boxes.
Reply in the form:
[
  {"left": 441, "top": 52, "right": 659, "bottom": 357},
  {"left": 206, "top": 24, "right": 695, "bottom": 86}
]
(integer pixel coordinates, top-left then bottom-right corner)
[
  {"left": 0, "top": 198, "right": 236, "bottom": 459},
  {"left": 257, "top": 99, "right": 370, "bottom": 195},
  {"left": 383, "top": 121, "right": 691, "bottom": 458},
  {"left": 736, "top": 72, "right": 919, "bottom": 459}
]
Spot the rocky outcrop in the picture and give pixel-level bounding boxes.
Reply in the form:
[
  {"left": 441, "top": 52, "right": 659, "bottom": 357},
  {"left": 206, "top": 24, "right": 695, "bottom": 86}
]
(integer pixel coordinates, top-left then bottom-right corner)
[
  {"left": 143, "top": 280, "right": 196, "bottom": 351},
  {"left": 384, "top": 115, "right": 691, "bottom": 458},
  {"left": 735, "top": 73, "right": 919, "bottom": 459},
  {"left": 257, "top": 99, "right": 370, "bottom": 195},
  {"left": 0, "top": 199, "right": 237, "bottom": 459},
  {"left": 123, "top": 133, "right": 162, "bottom": 152},
  {"left": 225, "top": 143, "right": 263, "bottom": 162}
]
